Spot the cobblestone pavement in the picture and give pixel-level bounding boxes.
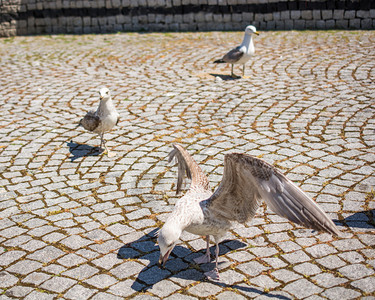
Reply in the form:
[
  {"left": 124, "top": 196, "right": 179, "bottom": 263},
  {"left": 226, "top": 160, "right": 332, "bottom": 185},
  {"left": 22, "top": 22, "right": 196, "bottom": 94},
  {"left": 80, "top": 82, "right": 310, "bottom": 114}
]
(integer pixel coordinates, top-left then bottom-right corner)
[{"left": 0, "top": 30, "right": 374, "bottom": 299}]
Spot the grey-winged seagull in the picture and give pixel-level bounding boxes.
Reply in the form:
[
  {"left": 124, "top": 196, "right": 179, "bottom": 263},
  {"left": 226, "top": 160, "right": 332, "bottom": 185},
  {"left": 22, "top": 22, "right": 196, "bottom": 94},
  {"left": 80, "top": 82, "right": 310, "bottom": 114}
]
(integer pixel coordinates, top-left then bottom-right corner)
[
  {"left": 158, "top": 144, "right": 340, "bottom": 280},
  {"left": 79, "top": 87, "right": 119, "bottom": 157},
  {"left": 214, "top": 25, "right": 259, "bottom": 78}
]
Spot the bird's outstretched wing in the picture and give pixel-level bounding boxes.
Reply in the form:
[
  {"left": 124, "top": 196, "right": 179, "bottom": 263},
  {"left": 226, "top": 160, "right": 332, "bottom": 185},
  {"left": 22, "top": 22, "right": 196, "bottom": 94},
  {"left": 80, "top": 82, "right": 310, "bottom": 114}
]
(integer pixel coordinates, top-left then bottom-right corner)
[
  {"left": 168, "top": 144, "right": 210, "bottom": 194},
  {"left": 207, "top": 153, "right": 340, "bottom": 235},
  {"left": 79, "top": 110, "right": 101, "bottom": 132}
]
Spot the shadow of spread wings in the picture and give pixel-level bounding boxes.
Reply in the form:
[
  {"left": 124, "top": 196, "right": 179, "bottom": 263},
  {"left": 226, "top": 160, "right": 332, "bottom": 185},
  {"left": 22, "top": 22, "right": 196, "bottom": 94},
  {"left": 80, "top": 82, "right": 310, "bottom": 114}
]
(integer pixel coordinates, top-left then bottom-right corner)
[
  {"left": 79, "top": 110, "right": 101, "bottom": 132},
  {"left": 168, "top": 144, "right": 210, "bottom": 195},
  {"left": 207, "top": 153, "right": 340, "bottom": 235},
  {"left": 222, "top": 46, "right": 244, "bottom": 63}
]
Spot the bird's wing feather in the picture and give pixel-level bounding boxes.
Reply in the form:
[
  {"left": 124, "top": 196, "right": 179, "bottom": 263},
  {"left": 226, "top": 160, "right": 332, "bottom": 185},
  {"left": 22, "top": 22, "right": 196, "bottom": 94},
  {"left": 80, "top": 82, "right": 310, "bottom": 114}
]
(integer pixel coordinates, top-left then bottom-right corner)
[
  {"left": 207, "top": 153, "right": 340, "bottom": 235},
  {"left": 168, "top": 144, "right": 210, "bottom": 194},
  {"left": 79, "top": 110, "right": 101, "bottom": 132},
  {"left": 222, "top": 46, "right": 245, "bottom": 63}
]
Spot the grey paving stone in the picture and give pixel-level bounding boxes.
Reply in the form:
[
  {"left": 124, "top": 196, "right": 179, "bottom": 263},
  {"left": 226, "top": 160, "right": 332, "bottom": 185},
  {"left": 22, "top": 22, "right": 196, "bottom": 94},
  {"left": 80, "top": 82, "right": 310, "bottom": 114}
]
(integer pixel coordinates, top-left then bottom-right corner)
[
  {"left": 249, "top": 274, "right": 281, "bottom": 289},
  {"left": 351, "top": 276, "right": 375, "bottom": 293},
  {"left": 217, "top": 291, "right": 247, "bottom": 300},
  {"left": 6, "top": 259, "right": 42, "bottom": 275},
  {"left": 236, "top": 261, "right": 270, "bottom": 277},
  {"left": 147, "top": 280, "right": 181, "bottom": 297},
  {"left": 284, "top": 278, "right": 323, "bottom": 298},
  {"left": 90, "top": 292, "right": 123, "bottom": 300},
  {"left": 22, "top": 272, "right": 51, "bottom": 285},
  {"left": 91, "top": 253, "right": 120, "bottom": 269},
  {"left": 321, "top": 286, "right": 361, "bottom": 300},
  {"left": 316, "top": 255, "right": 346, "bottom": 269},
  {"left": 164, "top": 294, "right": 198, "bottom": 300},
  {"left": 64, "top": 284, "right": 96, "bottom": 300},
  {"left": 282, "top": 250, "right": 311, "bottom": 264},
  {"left": 293, "top": 262, "right": 321, "bottom": 276},
  {"left": 40, "top": 276, "right": 76, "bottom": 293},
  {"left": 219, "top": 269, "right": 245, "bottom": 285},
  {"left": 311, "top": 273, "right": 348, "bottom": 288},
  {"left": 4, "top": 286, "right": 33, "bottom": 298},
  {"left": 89, "top": 240, "right": 123, "bottom": 254},
  {"left": 57, "top": 253, "right": 87, "bottom": 267},
  {"left": 24, "top": 291, "right": 57, "bottom": 300},
  {"left": 262, "top": 257, "right": 287, "bottom": 269},
  {"left": 107, "top": 279, "right": 143, "bottom": 297},
  {"left": 27, "top": 246, "right": 64, "bottom": 263},
  {"left": 42, "top": 263, "right": 66, "bottom": 275},
  {"left": 84, "top": 274, "right": 118, "bottom": 289},
  {"left": 188, "top": 282, "right": 222, "bottom": 297},
  {"left": 60, "top": 235, "right": 93, "bottom": 250},
  {"left": 62, "top": 263, "right": 99, "bottom": 280},
  {"left": 338, "top": 250, "right": 365, "bottom": 264},
  {"left": 0, "top": 271, "right": 19, "bottom": 288},
  {"left": 305, "top": 244, "right": 337, "bottom": 258},
  {"left": 271, "top": 269, "right": 303, "bottom": 283},
  {"left": 110, "top": 260, "right": 145, "bottom": 279},
  {"left": 338, "top": 263, "right": 374, "bottom": 280},
  {"left": 0, "top": 250, "right": 26, "bottom": 266}
]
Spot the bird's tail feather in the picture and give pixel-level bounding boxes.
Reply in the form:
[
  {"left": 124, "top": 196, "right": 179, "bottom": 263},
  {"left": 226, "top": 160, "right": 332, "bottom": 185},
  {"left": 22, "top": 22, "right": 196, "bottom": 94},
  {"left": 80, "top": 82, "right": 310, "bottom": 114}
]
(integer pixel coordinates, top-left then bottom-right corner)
[{"left": 214, "top": 59, "right": 225, "bottom": 63}]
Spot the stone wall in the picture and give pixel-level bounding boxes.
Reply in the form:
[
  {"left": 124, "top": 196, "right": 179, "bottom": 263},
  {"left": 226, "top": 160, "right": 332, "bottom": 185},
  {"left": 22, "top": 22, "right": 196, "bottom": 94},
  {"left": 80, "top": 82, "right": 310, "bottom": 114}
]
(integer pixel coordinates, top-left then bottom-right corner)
[{"left": 1, "top": 0, "right": 374, "bottom": 37}]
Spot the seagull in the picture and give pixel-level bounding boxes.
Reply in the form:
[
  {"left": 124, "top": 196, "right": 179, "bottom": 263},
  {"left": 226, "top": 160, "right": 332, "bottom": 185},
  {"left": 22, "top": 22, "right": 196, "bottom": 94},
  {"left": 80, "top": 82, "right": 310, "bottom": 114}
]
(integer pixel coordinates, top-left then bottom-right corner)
[
  {"left": 78, "top": 87, "right": 119, "bottom": 157},
  {"left": 214, "top": 25, "right": 259, "bottom": 78},
  {"left": 158, "top": 144, "right": 340, "bottom": 280}
]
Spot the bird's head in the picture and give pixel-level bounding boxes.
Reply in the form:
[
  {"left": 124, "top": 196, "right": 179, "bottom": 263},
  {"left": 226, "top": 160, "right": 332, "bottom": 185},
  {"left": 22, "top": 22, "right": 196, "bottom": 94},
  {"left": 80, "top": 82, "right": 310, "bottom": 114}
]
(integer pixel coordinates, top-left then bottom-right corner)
[
  {"left": 99, "top": 87, "right": 111, "bottom": 100},
  {"left": 157, "top": 223, "right": 181, "bottom": 267},
  {"left": 245, "top": 25, "right": 259, "bottom": 36}
]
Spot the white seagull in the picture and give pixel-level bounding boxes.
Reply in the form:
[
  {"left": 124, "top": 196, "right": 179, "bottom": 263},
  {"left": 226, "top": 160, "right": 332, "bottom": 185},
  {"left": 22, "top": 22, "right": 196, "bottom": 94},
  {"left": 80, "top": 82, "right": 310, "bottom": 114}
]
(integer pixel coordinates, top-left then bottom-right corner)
[
  {"left": 158, "top": 144, "right": 340, "bottom": 280},
  {"left": 79, "top": 87, "right": 119, "bottom": 157},
  {"left": 214, "top": 25, "right": 259, "bottom": 78}
]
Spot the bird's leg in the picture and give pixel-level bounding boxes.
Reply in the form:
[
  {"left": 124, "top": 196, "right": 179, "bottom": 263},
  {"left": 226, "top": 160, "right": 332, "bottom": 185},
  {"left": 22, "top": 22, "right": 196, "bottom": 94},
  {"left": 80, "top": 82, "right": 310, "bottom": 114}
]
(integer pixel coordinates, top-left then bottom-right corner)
[
  {"left": 242, "top": 64, "right": 245, "bottom": 76},
  {"left": 98, "top": 133, "right": 104, "bottom": 152},
  {"left": 193, "top": 236, "right": 211, "bottom": 264},
  {"left": 231, "top": 64, "right": 240, "bottom": 78},
  {"left": 102, "top": 137, "right": 116, "bottom": 158},
  {"left": 204, "top": 242, "right": 220, "bottom": 281}
]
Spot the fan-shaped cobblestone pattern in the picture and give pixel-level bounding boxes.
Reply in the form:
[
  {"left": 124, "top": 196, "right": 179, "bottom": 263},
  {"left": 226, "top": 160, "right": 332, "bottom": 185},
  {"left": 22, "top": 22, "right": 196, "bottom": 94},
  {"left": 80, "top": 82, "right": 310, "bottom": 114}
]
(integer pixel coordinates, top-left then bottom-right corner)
[{"left": 0, "top": 31, "right": 374, "bottom": 299}]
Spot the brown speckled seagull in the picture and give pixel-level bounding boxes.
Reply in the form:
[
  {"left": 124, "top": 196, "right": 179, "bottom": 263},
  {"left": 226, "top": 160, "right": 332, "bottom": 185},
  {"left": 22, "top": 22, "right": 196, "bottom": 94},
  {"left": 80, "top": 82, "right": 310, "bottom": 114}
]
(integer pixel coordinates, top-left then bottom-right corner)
[
  {"left": 158, "top": 144, "right": 340, "bottom": 281},
  {"left": 79, "top": 87, "right": 119, "bottom": 157}
]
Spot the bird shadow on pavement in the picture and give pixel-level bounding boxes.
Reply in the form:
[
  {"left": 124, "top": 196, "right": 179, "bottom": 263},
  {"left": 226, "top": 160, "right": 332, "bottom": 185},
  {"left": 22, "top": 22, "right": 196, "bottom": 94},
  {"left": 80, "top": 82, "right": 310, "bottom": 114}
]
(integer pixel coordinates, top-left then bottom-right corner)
[
  {"left": 67, "top": 140, "right": 101, "bottom": 162},
  {"left": 117, "top": 228, "right": 290, "bottom": 299},
  {"left": 209, "top": 73, "right": 241, "bottom": 81},
  {"left": 341, "top": 209, "right": 375, "bottom": 229}
]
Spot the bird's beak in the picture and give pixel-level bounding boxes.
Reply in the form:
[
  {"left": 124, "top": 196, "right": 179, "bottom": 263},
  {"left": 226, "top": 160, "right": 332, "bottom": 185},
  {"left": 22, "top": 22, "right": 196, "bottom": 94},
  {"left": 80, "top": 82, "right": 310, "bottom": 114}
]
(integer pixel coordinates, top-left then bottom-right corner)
[
  {"left": 254, "top": 32, "right": 259, "bottom": 35},
  {"left": 158, "top": 249, "right": 172, "bottom": 267}
]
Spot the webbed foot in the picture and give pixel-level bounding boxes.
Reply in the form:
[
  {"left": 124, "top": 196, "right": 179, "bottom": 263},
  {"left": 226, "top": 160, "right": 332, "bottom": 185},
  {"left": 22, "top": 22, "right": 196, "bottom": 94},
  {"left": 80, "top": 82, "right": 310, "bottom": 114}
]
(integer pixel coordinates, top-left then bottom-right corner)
[{"left": 204, "top": 268, "right": 220, "bottom": 281}]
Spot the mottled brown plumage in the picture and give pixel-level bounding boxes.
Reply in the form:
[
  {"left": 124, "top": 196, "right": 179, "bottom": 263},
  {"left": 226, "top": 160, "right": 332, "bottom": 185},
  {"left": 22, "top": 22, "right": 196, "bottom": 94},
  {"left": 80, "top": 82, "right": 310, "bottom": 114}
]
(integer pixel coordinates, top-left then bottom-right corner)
[
  {"left": 79, "top": 110, "right": 101, "bottom": 132},
  {"left": 158, "top": 144, "right": 340, "bottom": 281},
  {"left": 78, "top": 87, "right": 119, "bottom": 157}
]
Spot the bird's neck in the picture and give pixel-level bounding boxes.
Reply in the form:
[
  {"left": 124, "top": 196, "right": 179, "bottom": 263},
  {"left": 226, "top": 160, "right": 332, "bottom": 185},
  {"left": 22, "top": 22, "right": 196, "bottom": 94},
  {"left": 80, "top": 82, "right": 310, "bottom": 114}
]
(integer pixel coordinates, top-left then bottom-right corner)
[
  {"left": 162, "top": 218, "right": 183, "bottom": 241},
  {"left": 165, "top": 208, "right": 189, "bottom": 233},
  {"left": 241, "top": 34, "right": 253, "bottom": 48},
  {"left": 98, "top": 98, "right": 116, "bottom": 114}
]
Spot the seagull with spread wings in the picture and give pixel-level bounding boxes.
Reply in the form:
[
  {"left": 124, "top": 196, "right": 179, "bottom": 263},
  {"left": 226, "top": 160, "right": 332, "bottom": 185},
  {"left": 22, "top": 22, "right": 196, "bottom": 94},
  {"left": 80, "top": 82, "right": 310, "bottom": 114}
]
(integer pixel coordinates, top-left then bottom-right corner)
[
  {"left": 79, "top": 87, "right": 119, "bottom": 157},
  {"left": 214, "top": 25, "right": 259, "bottom": 78},
  {"left": 158, "top": 144, "right": 340, "bottom": 280}
]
